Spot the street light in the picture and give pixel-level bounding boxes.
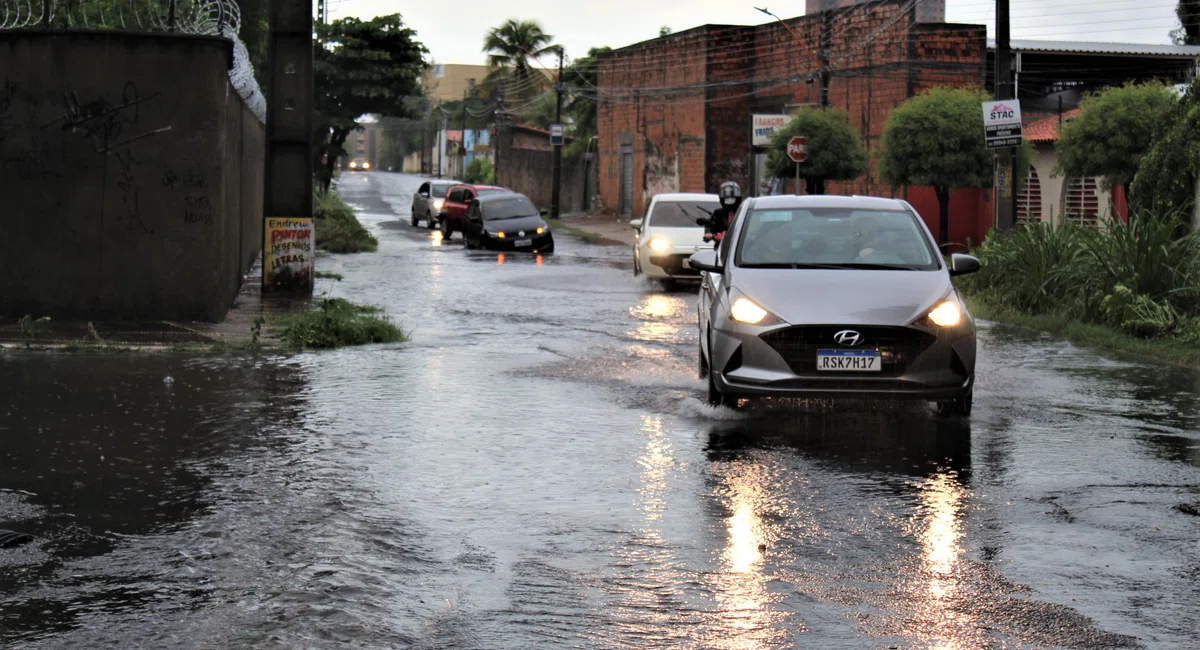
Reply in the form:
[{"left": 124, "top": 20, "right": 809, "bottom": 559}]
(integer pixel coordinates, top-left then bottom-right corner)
[{"left": 755, "top": 6, "right": 828, "bottom": 108}]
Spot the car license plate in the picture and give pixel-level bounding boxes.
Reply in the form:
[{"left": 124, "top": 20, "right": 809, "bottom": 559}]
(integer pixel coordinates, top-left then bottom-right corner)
[
  {"left": 817, "top": 349, "right": 881, "bottom": 372},
  {"left": 514, "top": 239, "right": 532, "bottom": 247}
]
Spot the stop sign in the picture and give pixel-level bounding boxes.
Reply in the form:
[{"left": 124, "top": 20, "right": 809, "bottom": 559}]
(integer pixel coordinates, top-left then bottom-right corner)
[{"left": 787, "top": 136, "right": 808, "bottom": 163}]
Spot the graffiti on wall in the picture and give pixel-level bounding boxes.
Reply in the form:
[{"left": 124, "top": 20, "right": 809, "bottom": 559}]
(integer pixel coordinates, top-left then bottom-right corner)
[
  {"left": 163, "top": 168, "right": 213, "bottom": 225},
  {"left": 264, "top": 217, "right": 314, "bottom": 292}
]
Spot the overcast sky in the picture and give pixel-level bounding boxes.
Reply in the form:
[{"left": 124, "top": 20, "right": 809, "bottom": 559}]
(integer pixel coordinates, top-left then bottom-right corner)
[{"left": 325, "top": 0, "right": 1184, "bottom": 65}]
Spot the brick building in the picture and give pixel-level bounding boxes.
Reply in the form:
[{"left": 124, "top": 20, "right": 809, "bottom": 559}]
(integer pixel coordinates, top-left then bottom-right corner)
[{"left": 596, "top": 0, "right": 987, "bottom": 242}]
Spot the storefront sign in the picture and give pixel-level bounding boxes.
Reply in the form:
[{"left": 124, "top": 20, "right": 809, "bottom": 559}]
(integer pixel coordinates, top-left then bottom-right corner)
[
  {"left": 752, "top": 114, "right": 790, "bottom": 147},
  {"left": 264, "top": 217, "right": 314, "bottom": 292}
]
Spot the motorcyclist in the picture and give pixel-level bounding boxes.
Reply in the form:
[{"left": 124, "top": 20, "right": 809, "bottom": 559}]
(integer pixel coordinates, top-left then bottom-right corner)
[{"left": 699, "top": 181, "right": 744, "bottom": 249}]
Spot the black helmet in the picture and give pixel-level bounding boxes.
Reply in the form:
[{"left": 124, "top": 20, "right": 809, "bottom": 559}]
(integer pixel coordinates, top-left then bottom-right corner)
[{"left": 718, "top": 181, "right": 742, "bottom": 206}]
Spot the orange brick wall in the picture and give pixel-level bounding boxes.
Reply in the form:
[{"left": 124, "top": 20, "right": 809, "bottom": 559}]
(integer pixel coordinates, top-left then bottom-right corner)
[{"left": 596, "top": 0, "right": 987, "bottom": 233}]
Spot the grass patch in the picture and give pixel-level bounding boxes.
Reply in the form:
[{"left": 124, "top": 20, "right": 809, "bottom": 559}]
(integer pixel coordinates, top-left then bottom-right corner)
[
  {"left": 314, "top": 271, "right": 344, "bottom": 281},
  {"left": 271, "top": 298, "right": 406, "bottom": 350},
  {"left": 314, "top": 190, "right": 378, "bottom": 254},
  {"left": 547, "top": 218, "right": 605, "bottom": 243},
  {"left": 966, "top": 294, "right": 1200, "bottom": 368}
]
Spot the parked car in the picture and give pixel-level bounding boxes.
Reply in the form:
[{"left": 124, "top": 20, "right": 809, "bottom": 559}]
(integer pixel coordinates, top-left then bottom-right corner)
[
  {"left": 411, "top": 180, "right": 460, "bottom": 228},
  {"left": 632, "top": 192, "right": 720, "bottom": 287},
  {"left": 464, "top": 193, "right": 554, "bottom": 253},
  {"left": 688, "top": 194, "right": 980, "bottom": 416},
  {"left": 439, "top": 184, "right": 511, "bottom": 240}
]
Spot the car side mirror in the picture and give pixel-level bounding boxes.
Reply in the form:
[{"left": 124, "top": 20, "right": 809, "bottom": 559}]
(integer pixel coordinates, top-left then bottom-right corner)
[
  {"left": 630, "top": 219, "right": 643, "bottom": 231},
  {"left": 420, "top": 192, "right": 429, "bottom": 198},
  {"left": 687, "top": 249, "right": 723, "bottom": 273},
  {"left": 949, "top": 253, "right": 981, "bottom": 276}
]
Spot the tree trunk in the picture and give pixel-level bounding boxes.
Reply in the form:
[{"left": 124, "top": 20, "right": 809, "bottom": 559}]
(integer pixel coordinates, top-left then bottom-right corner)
[
  {"left": 805, "top": 177, "right": 826, "bottom": 195},
  {"left": 936, "top": 186, "right": 950, "bottom": 247}
]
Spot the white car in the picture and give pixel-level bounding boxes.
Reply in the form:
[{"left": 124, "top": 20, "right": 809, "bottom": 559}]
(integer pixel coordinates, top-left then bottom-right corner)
[{"left": 632, "top": 192, "right": 721, "bottom": 286}]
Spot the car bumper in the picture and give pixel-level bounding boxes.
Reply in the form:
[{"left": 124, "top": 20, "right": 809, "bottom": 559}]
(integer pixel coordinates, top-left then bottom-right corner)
[
  {"left": 644, "top": 250, "right": 705, "bottom": 279},
  {"left": 482, "top": 233, "right": 554, "bottom": 252},
  {"left": 708, "top": 321, "right": 976, "bottom": 400}
]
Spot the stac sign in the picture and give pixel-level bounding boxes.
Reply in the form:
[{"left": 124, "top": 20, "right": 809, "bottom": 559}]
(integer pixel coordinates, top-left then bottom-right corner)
[
  {"left": 787, "top": 136, "right": 808, "bottom": 163},
  {"left": 982, "top": 99, "right": 1023, "bottom": 149}
]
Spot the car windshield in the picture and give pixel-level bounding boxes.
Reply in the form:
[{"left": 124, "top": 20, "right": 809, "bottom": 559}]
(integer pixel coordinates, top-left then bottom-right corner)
[
  {"left": 735, "top": 207, "right": 939, "bottom": 270},
  {"left": 484, "top": 197, "right": 538, "bottom": 221},
  {"left": 431, "top": 184, "right": 452, "bottom": 198},
  {"left": 649, "top": 200, "right": 719, "bottom": 227},
  {"left": 476, "top": 189, "right": 508, "bottom": 196}
]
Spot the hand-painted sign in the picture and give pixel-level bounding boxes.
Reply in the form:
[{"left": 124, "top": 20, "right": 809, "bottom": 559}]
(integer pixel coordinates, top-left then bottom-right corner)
[
  {"left": 982, "top": 99, "right": 1023, "bottom": 149},
  {"left": 752, "top": 114, "right": 790, "bottom": 147},
  {"left": 265, "top": 217, "right": 314, "bottom": 292}
]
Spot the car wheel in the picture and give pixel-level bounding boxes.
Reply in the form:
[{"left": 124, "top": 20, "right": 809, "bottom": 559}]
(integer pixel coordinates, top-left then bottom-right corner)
[
  {"left": 936, "top": 390, "right": 973, "bottom": 418},
  {"left": 427, "top": 212, "right": 437, "bottom": 229},
  {"left": 632, "top": 247, "right": 642, "bottom": 276},
  {"left": 659, "top": 279, "right": 677, "bottom": 292},
  {"left": 698, "top": 340, "right": 709, "bottom": 380},
  {"left": 442, "top": 222, "right": 453, "bottom": 241},
  {"left": 411, "top": 212, "right": 419, "bottom": 227}
]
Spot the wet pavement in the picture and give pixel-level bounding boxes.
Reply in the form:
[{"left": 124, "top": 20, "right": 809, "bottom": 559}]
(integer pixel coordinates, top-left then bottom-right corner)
[{"left": 2, "top": 171, "right": 1199, "bottom": 649}]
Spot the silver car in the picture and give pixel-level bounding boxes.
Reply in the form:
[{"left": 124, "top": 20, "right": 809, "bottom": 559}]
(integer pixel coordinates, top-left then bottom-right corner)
[
  {"left": 411, "top": 179, "right": 461, "bottom": 229},
  {"left": 688, "top": 195, "right": 981, "bottom": 417}
]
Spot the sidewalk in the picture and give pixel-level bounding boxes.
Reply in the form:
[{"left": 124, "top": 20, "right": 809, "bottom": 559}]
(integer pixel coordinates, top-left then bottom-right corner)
[
  {"left": 0, "top": 261, "right": 308, "bottom": 350},
  {"left": 556, "top": 212, "right": 636, "bottom": 247}
]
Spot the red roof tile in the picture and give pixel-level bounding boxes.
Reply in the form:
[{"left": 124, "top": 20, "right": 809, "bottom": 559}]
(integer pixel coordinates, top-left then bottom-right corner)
[{"left": 1024, "top": 108, "right": 1081, "bottom": 143}]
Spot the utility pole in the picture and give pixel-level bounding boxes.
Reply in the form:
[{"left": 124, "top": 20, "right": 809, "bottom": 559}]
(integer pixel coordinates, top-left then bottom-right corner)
[
  {"left": 263, "top": 0, "right": 314, "bottom": 294},
  {"left": 550, "top": 46, "right": 565, "bottom": 219},
  {"left": 819, "top": 11, "right": 831, "bottom": 109},
  {"left": 316, "top": 0, "right": 326, "bottom": 25},
  {"left": 460, "top": 89, "right": 468, "bottom": 176},
  {"left": 995, "top": 0, "right": 1016, "bottom": 232}
]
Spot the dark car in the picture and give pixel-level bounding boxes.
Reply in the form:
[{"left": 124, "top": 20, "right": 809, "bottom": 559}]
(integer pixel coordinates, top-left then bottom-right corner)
[
  {"left": 464, "top": 193, "right": 554, "bottom": 253},
  {"left": 440, "top": 184, "right": 511, "bottom": 240}
]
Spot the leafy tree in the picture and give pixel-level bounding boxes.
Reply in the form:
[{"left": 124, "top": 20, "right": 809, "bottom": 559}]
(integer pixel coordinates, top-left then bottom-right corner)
[
  {"left": 464, "top": 158, "right": 496, "bottom": 184},
  {"left": 765, "top": 108, "right": 868, "bottom": 195},
  {"left": 238, "top": 0, "right": 268, "bottom": 82},
  {"left": 563, "top": 46, "right": 611, "bottom": 158},
  {"left": 878, "top": 87, "right": 993, "bottom": 245},
  {"left": 483, "top": 19, "right": 556, "bottom": 105},
  {"left": 1174, "top": 0, "right": 1200, "bottom": 44},
  {"left": 1056, "top": 82, "right": 1179, "bottom": 198},
  {"left": 659, "top": 26, "right": 672, "bottom": 37},
  {"left": 314, "top": 14, "right": 427, "bottom": 192},
  {"left": 1131, "top": 81, "right": 1199, "bottom": 218}
]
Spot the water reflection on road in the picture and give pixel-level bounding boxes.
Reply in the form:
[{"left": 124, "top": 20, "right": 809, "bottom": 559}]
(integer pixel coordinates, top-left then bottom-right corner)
[{"left": 2, "top": 172, "right": 1198, "bottom": 649}]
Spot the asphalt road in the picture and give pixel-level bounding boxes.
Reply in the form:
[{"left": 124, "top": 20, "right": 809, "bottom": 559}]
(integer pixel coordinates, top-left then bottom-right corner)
[{"left": 1, "top": 171, "right": 1198, "bottom": 649}]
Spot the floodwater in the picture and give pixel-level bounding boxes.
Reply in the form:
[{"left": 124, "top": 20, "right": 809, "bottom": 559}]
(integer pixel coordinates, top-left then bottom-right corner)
[{"left": 2, "top": 172, "right": 1198, "bottom": 649}]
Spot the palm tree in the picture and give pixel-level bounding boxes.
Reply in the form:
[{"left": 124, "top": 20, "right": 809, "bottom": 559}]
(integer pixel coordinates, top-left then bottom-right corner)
[{"left": 482, "top": 19, "right": 557, "bottom": 105}]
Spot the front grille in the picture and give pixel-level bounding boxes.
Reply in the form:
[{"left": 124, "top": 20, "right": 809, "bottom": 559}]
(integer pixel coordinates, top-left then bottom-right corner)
[{"left": 759, "top": 325, "right": 937, "bottom": 377}]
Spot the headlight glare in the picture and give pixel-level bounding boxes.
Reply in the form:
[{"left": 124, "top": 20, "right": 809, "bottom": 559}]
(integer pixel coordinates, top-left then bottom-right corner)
[
  {"left": 730, "top": 298, "right": 769, "bottom": 324},
  {"left": 648, "top": 237, "right": 671, "bottom": 253},
  {"left": 362, "top": 162, "right": 371, "bottom": 170},
  {"left": 497, "top": 231, "right": 506, "bottom": 239},
  {"left": 432, "top": 199, "right": 445, "bottom": 210},
  {"left": 928, "top": 301, "right": 962, "bottom": 327}
]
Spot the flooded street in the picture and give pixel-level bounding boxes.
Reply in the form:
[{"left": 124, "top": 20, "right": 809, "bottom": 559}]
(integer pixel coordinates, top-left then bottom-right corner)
[{"left": 3, "top": 172, "right": 1199, "bottom": 649}]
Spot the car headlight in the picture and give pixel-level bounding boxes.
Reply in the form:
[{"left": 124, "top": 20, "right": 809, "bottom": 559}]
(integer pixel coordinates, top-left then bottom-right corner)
[
  {"left": 730, "top": 297, "right": 769, "bottom": 324},
  {"left": 349, "top": 161, "right": 357, "bottom": 169},
  {"left": 648, "top": 237, "right": 671, "bottom": 253},
  {"left": 928, "top": 301, "right": 962, "bottom": 327},
  {"left": 432, "top": 198, "right": 445, "bottom": 211},
  {"left": 362, "top": 162, "right": 370, "bottom": 170},
  {"left": 496, "top": 231, "right": 506, "bottom": 239},
  {"left": 537, "top": 226, "right": 545, "bottom": 234}
]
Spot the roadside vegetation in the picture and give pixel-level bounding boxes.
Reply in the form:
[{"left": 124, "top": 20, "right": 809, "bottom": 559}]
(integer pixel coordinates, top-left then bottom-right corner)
[
  {"left": 958, "top": 213, "right": 1200, "bottom": 365},
  {"left": 314, "top": 190, "right": 378, "bottom": 253},
  {"left": 272, "top": 298, "right": 407, "bottom": 349}
]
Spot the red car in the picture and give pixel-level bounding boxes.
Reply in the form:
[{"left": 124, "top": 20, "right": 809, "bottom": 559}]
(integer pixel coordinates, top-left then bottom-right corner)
[{"left": 440, "top": 184, "right": 511, "bottom": 240}]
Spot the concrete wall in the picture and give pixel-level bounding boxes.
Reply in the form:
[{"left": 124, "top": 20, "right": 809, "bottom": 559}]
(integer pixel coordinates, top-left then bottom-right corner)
[{"left": 0, "top": 30, "right": 264, "bottom": 321}]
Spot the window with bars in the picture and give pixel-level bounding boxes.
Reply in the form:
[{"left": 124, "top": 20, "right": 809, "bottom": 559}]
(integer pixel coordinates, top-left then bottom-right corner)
[
  {"left": 1065, "top": 177, "right": 1101, "bottom": 226},
  {"left": 1016, "top": 165, "right": 1042, "bottom": 225}
]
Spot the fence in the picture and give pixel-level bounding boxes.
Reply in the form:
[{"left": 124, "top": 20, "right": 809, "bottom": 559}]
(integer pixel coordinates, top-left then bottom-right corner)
[{"left": 0, "top": 0, "right": 264, "bottom": 121}]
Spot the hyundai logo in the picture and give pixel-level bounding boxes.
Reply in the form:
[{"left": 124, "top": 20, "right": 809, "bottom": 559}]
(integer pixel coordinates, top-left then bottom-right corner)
[{"left": 834, "top": 330, "right": 863, "bottom": 347}]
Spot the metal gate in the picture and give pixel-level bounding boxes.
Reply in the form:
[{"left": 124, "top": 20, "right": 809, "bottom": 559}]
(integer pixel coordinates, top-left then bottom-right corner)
[{"left": 619, "top": 147, "right": 634, "bottom": 216}]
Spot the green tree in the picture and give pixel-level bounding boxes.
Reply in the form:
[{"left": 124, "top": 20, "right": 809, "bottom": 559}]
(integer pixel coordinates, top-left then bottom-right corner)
[
  {"left": 314, "top": 14, "right": 428, "bottom": 192},
  {"left": 1131, "top": 81, "right": 1199, "bottom": 218},
  {"left": 659, "top": 26, "right": 672, "bottom": 37},
  {"left": 1174, "top": 0, "right": 1200, "bottom": 44},
  {"left": 483, "top": 19, "right": 556, "bottom": 105},
  {"left": 878, "top": 87, "right": 993, "bottom": 245},
  {"left": 1056, "top": 82, "right": 1179, "bottom": 198},
  {"left": 563, "top": 46, "right": 611, "bottom": 158},
  {"left": 238, "top": 0, "right": 268, "bottom": 82},
  {"left": 765, "top": 108, "right": 868, "bottom": 195}
]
